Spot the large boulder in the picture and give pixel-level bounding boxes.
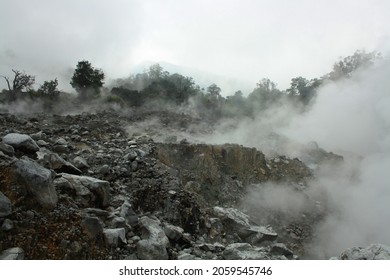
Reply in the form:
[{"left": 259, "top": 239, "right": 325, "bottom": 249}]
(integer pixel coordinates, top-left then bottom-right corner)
[
  {"left": 136, "top": 216, "right": 169, "bottom": 260},
  {"left": 56, "top": 173, "right": 110, "bottom": 208},
  {"left": 338, "top": 244, "right": 390, "bottom": 260},
  {"left": 103, "top": 228, "right": 127, "bottom": 247},
  {"left": 3, "top": 133, "right": 39, "bottom": 153},
  {"left": 12, "top": 158, "right": 58, "bottom": 209},
  {"left": 0, "top": 191, "right": 12, "bottom": 217},
  {"left": 36, "top": 148, "right": 81, "bottom": 175}
]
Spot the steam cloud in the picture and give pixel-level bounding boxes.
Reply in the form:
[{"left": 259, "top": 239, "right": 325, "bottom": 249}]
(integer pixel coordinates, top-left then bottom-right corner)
[{"left": 202, "top": 57, "right": 390, "bottom": 258}]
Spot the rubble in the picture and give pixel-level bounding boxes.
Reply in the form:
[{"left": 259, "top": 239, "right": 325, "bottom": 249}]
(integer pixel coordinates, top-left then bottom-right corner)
[{"left": 0, "top": 110, "right": 350, "bottom": 259}]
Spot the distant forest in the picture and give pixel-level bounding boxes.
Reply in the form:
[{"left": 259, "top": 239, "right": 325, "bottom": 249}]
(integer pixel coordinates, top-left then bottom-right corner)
[{"left": 0, "top": 50, "right": 381, "bottom": 120}]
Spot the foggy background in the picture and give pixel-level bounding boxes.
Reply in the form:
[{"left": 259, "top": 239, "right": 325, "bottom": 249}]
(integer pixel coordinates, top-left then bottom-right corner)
[{"left": 1, "top": 0, "right": 390, "bottom": 94}]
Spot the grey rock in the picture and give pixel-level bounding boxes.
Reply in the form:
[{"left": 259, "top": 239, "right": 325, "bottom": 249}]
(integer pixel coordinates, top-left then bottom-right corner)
[
  {"left": 0, "top": 142, "right": 14, "bottom": 157},
  {"left": 30, "top": 131, "right": 45, "bottom": 140},
  {"left": 110, "top": 216, "right": 131, "bottom": 232},
  {"left": 0, "top": 247, "right": 24, "bottom": 260},
  {"left": 178, "top": 252, "right": 196, "bottom": 260},
  {"left": 103, "top": 228, "right": 127, "bottom": 247},
  {"left": 223, "top": 243, "right": 269, "bottom": 260},
  {"left": 270, "top": 243, "right": 294, "bottom": 259},
  {"left": 55, "top": 137, "right": 68, "bottom": 145},
  {"left": 339, "top": 244, "right": 390, "bottom": 260},
  {"left": 164, "top": 224, "right": 184, "bottom": 241},
  {"left": 1, "top": 219, "right": 14, "bottom": 231},
  {"left": 136, "top": 239, "right": 168, "bottom": 260},
  {"left": 243, "top": 226, "right": 278, "bottom": 244},
  {"left": 124, "top": 150, "right": 138, "bottom": 161},
  {"left": 12, "top": 158, "right": 57, "bottom": 209},
  {"left": 37, "top": 148, "right": 81, "bottom": 175},
  {"left": 73, "top": 156, "right": 89, "bottom": 169},
  {"left": 119, "top": 201, "right": 138, "bottom": 226},
  {"left": 36, "top": 139, "right": 49, "bottom": 147},
  {"left": 139, "top": 216, "right": 169, "bottom": 247},
  {"left": 0, "top": 191, "right": 12, "bottom": 217},
  {"left": 59, "top": 173, "right": 110, "bottom": 207},
  {"left": 3, "top": 133, "right": 39, "bottom": 152},
  {"left": 131, "top": 161, "right": 138, "bottom": 172},
  {"left": 81, "top": 216, "right": 103, "bottom": 240},
  {"left": 98, "top": 164, "right": 110, "bottom": 175},
  {"left": 52, "top": 144, "right": 68, "bottom": 153}
]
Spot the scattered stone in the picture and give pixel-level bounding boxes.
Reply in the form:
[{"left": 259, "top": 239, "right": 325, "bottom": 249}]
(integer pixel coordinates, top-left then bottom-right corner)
[
  {"left": 3, "top": 133, "right": 39, "bottom": 153},
  {"left": 0, "top": 247, "right": 24, "bottom": 260},
  {"left": 0, "top": 142, "right": 14, "bottom": 157},
  {"left": 59, "top": 173, "right": 110, "bottom": 207},
  {"left": 119, "top": 201, "right": 138, "bottom": 227},
  {"left": 1, "top": 218, "right": 14, "bottom": 231},
  {"left": 73, "top": 156, "right": 89, "bottom": 169},
  {"left": 164, "top": 224, "right": 184, "bottom": 241},
  {"left": 36, "top": 148, "right": 81, "bottom": 175},
  {"left": 103, "top": 228, "right": 127, "bottom": 247},
  {"left": 177, "top": 252, "right": 196, "bottom": 260},
  {"left": 137, "top": 239, "right": 168, "bottom": 260},
  {"left": 12, "top": 158, "right": 58, "bottom": 209},
  {"left": 98, "top": 164, "right": 110, "bottom": 175},
  {"left": 0, "top": 191, "right": 12, "bottom": 217},
  {"left": 223, "top": 243, "right": 269, "bottom": 260},
  {"left": 270, "top": 243, "right": 294, "bottom": 259}
]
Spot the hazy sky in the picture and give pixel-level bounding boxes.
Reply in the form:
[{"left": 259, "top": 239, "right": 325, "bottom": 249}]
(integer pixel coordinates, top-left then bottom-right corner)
[{"left": 1, "top": 0, "right": 390, "bottom": 93}]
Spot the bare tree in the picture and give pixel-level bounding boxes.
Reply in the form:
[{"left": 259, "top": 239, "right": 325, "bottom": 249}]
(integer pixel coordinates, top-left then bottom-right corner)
[{"left": 1, "top": 69, "right": 35, "bottom": 101}]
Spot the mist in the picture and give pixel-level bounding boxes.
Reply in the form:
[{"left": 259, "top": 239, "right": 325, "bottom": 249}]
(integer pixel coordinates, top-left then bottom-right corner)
[{"left": 210, "top": 57, "right": 390, "bottom": 258}]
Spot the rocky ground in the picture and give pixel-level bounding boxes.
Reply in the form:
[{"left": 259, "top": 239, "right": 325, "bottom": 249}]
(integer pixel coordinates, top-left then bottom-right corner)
[{"left": 0, "top": 109, "right": 384, "bottom": 260}]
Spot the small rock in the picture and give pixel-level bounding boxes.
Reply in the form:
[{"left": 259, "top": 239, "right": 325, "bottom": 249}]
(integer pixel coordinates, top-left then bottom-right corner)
[
  {"left": 103, "top": 228, "right": 127, "bottom": 247},
  {"left": 73, "top": 156, "right": 90, "bottom": 169},
  {"left": 270, "top": 243, "right": 294, "bottom": 259},
  {"left": 55, "top": 138, "right": 68, "bottom": 145},
  {"left": 136, "top": 240, "right": 168, "bottom": 260},
  {"left": 164, "top": 224, "right": 184, "bottom": 241},
  {"left": 98, "top": 164, "right": 110, "bottom": 175},
  {"left": 0, "top": 247, "right": 24, "bottom": 260},
  {"left": 178, "top": 253, "right": 196, "bottom": 260},
  {"left": 119, "top": 201, "right": 138, "bottom": 226},
  {"left": 1, "top": 218, "right": 14, "bottom": 231}
]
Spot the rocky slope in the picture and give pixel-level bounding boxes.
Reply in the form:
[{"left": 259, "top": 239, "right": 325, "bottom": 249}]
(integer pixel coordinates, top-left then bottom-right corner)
[{"left": 0, "top": 110, "right": 346, "bottom": 260}]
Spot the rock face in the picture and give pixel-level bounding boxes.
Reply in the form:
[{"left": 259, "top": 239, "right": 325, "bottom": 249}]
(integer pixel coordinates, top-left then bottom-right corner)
[
  {"left": 12, "top": 158, "right": 58, "bottom": 209},
  {"left": 338, "top": 244, "right": 390, "bottom": 260},
  {"left": 2, "top": 133, "right": 39, "bottom": 153},
  {"left": 0, "top": 191, "right": 12, "bottom": 217}
]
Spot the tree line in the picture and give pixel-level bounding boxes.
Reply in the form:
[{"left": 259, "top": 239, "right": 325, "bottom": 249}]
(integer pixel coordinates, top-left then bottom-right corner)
[{"left": 0, "top": 50, "right": 381, "bottom": 118}]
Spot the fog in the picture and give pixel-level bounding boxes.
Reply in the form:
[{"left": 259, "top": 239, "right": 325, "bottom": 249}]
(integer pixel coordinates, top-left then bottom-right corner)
[{"left": 209, "top": 58, "right": 390, "bottom": 258}]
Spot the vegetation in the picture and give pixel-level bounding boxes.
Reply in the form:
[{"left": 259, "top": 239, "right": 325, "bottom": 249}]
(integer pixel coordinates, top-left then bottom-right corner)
[{"left": 0, "top": 50, "right": 381, "bottom": 118}]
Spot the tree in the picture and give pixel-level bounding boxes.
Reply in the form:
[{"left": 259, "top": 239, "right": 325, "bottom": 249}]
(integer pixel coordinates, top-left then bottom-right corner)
[
  {"left": 327, "top": 50, "right": 381, "bottom": 80},
  {"left": 1, "top": 69, "right": 35, "bottom": 101},
  {"left": 70, "top": 60, "right": 104, "bottom": 100},
  {"left": 207, "top": 83, "right": 221, "bottom": 96},
  {"left": 148, "top": 63, "right": 169, "bottom": 80},
  {"left": 286, "top": 76, "right": 321, "bottom": 105},
  {"left": 248, "top": 78, "right": 283, "bottom": 111},
  {"left": 37, "top": 78, "right": 60, "bottom": 99}
]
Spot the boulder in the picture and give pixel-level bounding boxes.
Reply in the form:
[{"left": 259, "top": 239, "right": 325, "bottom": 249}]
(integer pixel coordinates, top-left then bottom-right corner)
[
  {"left": 103, "top": 228, "right": 127, "bottom": 247},
  {"left": 164, "top": 224, "right": 184, "bottom": 241},
  {"left": 119, "top": 201, "right": 138, "bottom": 226},
  {"left": 73, "top": 156, "right": 89, "bottom": 169},
  {"left": 2, "top": 133, "right": 39, "bottom": 153},
  {"left": 0, "top": 142, "right": 14, "bottom": 157},
  {"left": 139, "top": 216, "right": 169, "bottom": 247},
  {"left": 1, "top": 218, "right": 14, "bottom": 231},
  {"left": 37, "top": 148, "right": 81, "bottom": 175},
  {"left": 136, "top": 239, "right": 168, "bottom": 260},
  {"left": 270, "top": 243, "right": 294, "bottom": 259},
  {"left": 59, "top": 173, "right": 110, "bottom": 208},
  {"left": 0, "top": 247, "right": 24, "bottom": 260},
  {"left": 0, "top": 191, "right": 12, "bottom": 217},
  {"left": 12, "top": 158, "right": 58, "bottom": 209}
]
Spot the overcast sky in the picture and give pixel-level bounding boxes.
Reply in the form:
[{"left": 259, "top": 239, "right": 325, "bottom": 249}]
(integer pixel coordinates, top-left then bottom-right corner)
[{"left": 1, "top": 0, "right": 390, "bottom": 94}]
